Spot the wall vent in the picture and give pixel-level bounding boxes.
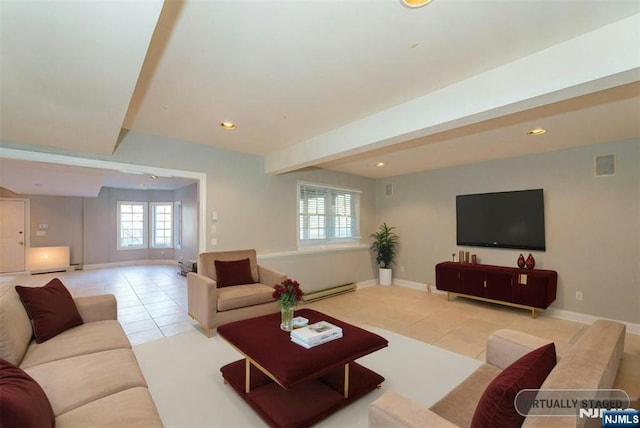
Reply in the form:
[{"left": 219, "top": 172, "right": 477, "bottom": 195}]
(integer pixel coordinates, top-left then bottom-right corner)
[
  {"left": 384, "top": 183, "right": 393, "bottom": 197},
  {"left": 594, "top": 154, "right": 616, "bottom": 177}
]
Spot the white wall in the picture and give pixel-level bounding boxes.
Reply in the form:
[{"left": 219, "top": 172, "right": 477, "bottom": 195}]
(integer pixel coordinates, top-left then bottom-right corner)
[{"left": 374, "top": 139, "right": 640, "bottom": 324}]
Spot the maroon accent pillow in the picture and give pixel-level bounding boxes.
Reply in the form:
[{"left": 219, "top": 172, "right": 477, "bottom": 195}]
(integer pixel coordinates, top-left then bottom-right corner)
[
  {"left": 0, "top": 358, "right": 55, "bottom": 428},
  {"left": 15, "top": 278, "right": 84, "bottom": 343},
  {"left": 471, "top": 343, "right": 556, "bottom": 428},
  {"left": 215, "top": 258, "right": 255, "bottom": 288}
]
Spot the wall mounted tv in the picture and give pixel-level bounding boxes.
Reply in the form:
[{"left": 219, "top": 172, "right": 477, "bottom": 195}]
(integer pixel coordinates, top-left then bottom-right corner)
[{"left": 456, "top": 189, "right": 546, "bottom": 251}]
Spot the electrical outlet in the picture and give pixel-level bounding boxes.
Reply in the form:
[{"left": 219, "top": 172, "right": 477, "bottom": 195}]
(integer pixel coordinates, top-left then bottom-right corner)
[{"left": 576, "top": 291, "right": 583, "bottom": 301}]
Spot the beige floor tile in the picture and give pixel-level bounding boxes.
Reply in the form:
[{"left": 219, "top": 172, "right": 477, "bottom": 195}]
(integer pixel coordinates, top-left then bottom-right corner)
[
  {"left": 507, "top": 315, "right": 584, "bottom": 344},
  {"left": 625, "top": 333, "right": 640, "bottom": 355},
  {"left": 114, "top": 295, "right": 144, "bottom": 309},
  {"left": 122, "top": 318, "right": 158, "bottom": 334},
  {"left": 154, "top": 312, "right": 192, "bottom": 327},
  {"left": 146, "top": 304, "right": 184, "bottom": 318},
  {"left": 119, "top": 310, "right": 152, "bottom": 323},
  {"left": 433, "top": 333, "right": 485, "bottom": 359},
  {"left": 118, "top": 305, "right": 147, "bottom": 317},
  {"left": 128, "top": 328, "right": 165, "bottom": 346},
  {"left": 160, "top": 321, "right": 196, "bottom": 337}
]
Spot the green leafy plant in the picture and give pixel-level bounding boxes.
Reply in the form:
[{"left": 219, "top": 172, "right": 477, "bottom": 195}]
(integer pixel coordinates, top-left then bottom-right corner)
[{"left": 370, "top": 223, "right": 399, "bottom": 269}]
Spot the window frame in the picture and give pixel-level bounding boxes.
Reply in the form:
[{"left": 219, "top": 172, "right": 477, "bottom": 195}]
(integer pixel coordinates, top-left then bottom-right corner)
[
  {"left": 150, "top": 202, "right": 174, "bottom": 249},
  {"left": 117, "top": 201, "right": 148, "bottom": 250},
  {"left": 297, "top": 181, "right": 361, "bottom": 249},
  {"left": 117, "top": 201, "right": 175, "bottom": 251}
]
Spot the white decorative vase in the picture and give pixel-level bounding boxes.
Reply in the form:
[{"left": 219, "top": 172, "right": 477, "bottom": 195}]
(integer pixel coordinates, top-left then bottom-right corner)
[{"left": 379, "top": 268, "right": 392, "bottom": 286}]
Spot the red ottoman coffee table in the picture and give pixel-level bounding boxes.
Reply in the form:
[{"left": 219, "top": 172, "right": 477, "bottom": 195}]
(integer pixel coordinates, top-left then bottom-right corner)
[{"left": 217, "top": 308, "right": 388, "bottom": 428}]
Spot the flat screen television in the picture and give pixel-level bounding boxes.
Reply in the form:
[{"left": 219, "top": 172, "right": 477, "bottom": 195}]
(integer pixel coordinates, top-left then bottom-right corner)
[{"left": 456, "top": 189, "right": 546, "bottom": 251}]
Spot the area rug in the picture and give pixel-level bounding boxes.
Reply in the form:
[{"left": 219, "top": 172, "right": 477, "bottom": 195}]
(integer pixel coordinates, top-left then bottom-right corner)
[{"left": 133, "top": 326, "right": 482, "bottom": 427}]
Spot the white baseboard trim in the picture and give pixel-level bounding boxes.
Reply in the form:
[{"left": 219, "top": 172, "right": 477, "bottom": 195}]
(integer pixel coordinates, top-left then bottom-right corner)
[
  {"left": 356, "top": 279, "right": 378, "bottom": 289},
  {"left": 82, "top": 259, "right": 177, "bottom": 271},
  {"left": 545, "top": 308, "right": 640, "bottom": 335},
  {"left": 359, "top": 278, "right": 640, "bottom": 335},
  {"left": 393, "top": 279, "right": 428, "bottom": 291}
]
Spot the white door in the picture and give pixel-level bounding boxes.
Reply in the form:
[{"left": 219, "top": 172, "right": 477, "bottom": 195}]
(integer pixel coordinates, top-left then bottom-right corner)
[{"left": 0, "top": 199, "right": 26, "bottom": 273}]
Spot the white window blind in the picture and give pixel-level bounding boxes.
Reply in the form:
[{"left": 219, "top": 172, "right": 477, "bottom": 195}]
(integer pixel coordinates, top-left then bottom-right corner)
[{"left": 298, "top": 182, "right": 360, "bottom": 247}]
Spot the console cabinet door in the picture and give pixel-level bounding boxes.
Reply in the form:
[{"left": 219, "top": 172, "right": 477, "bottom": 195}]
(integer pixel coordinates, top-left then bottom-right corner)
[
  {"left": 512, "top": 275, "right": 548, "bottom": 308},
  {"left": 484, "top": 272, "right": 514, "bottom": 302},
  {"left": 460, "top": 270, "right": 485, "bottom": 296},
  {"left": 436, "top": 265, "right": 461, "bottom": 292}
]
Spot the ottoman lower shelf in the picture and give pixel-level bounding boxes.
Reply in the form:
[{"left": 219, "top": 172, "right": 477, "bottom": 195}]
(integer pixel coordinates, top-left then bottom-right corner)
[{"left": 221, "top": 359, "right": 384, "bottom": 428}]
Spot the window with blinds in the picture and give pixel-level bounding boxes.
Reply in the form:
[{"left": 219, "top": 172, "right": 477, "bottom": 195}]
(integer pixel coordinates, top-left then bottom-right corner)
[{"left": 298, "top": 182, "right": 361, "bottom": 247}]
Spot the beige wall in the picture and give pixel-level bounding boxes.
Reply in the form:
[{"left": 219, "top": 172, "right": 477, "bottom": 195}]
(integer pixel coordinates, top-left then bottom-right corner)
[
  {"left": 175, "top": 183, "right": 199, "bottom": 262},
  {"left": 374, "top": 139, "right": 640, "bottom": 324},
  {"left": 29, "top": 195, "right": 83, "bottom": 265}
]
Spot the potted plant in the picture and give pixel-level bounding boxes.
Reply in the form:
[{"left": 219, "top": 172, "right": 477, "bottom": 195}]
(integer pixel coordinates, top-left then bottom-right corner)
[{"left": 370, "top": 223, "right": 399, "bottom": 286}]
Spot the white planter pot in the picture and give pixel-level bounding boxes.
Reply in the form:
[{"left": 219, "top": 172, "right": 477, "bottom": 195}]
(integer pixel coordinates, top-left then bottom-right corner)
[{"left": 379, "top": 268, "right": 392, "bottom": 286}]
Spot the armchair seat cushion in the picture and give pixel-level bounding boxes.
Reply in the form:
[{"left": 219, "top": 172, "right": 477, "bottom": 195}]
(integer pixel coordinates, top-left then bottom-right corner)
[{"left": 217, "top": 283, "right": 276, "bottom": 312}]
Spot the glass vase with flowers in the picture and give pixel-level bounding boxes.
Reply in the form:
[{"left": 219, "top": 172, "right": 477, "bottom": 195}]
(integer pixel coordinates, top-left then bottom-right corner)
[{"left": 272, "top": 279, "right": 303, "bottom": 331}]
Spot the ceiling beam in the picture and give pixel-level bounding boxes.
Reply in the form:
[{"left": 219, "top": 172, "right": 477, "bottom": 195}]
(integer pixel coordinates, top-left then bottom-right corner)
[{"left": 264, "top": 14, "right": 640, "bottom": 175}]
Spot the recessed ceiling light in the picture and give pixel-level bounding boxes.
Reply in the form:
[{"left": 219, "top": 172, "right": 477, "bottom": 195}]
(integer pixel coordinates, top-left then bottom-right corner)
[
  {"left": 376, "top": 162, "right": 385, "bottom": 167},
  {"left": 401, "top": 0, "right": 433, "bottom": 8},
  {"left": 528, "top": 128, "right": 547, "bottom": 136},
  {"left": 220, "top": 122, "right": 236, "bottom": 130}
]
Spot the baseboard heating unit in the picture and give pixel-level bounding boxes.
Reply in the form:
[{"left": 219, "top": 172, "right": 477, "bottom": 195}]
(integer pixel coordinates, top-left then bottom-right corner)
[
  {"left": 26, "top": 246, "right": 71, "bottom": 274},
  {"left": 302, "top": 282, "right": 356, "bottom": 303}
]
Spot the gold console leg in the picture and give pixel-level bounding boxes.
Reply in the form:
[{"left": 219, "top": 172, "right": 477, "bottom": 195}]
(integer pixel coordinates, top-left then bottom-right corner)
[
  {"left": 245, "top": 359, "right": 251, "bottom": 393},
  {"left": 343, "top": 364, "right": 350, "bottom": 398}
]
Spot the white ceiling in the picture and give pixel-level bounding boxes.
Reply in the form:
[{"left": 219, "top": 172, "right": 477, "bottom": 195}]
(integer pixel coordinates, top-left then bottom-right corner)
[{"left": 0, "top": 0, "right": 639, "bottom": 196}]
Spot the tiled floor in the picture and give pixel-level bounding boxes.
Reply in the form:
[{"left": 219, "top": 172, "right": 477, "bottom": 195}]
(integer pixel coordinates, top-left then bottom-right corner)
[{"left": 4, "top": 264, "right": 639, "bottom": 396}]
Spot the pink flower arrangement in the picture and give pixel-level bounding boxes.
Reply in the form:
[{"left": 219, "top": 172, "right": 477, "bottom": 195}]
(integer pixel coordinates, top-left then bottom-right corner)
[{"left": 273, "top": 278, "right": 303, "bottom": 308}]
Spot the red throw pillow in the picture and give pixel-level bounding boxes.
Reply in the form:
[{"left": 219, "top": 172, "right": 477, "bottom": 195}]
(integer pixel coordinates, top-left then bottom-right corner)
[
  {"left": 214, "top": 258, "right": 255, "bottom": 288},
  {"left": 15, "top": 278, "right": 84, "bottom": 343},
  {"left": 471, "top": 343, "right": 556, "bottom": 428},
  {"left": 0, "top": 358, "right": 55, "bottom": 427}
]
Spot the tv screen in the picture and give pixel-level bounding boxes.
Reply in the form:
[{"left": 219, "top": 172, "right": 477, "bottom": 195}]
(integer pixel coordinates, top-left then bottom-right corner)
[{"left": 456, "top": 189, "right": 546, "bottom": 251}]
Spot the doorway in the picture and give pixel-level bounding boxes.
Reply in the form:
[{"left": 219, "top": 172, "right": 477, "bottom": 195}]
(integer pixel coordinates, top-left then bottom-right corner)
[{"left": 0, "top": 198, "right": 28, "bottom": 273}]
